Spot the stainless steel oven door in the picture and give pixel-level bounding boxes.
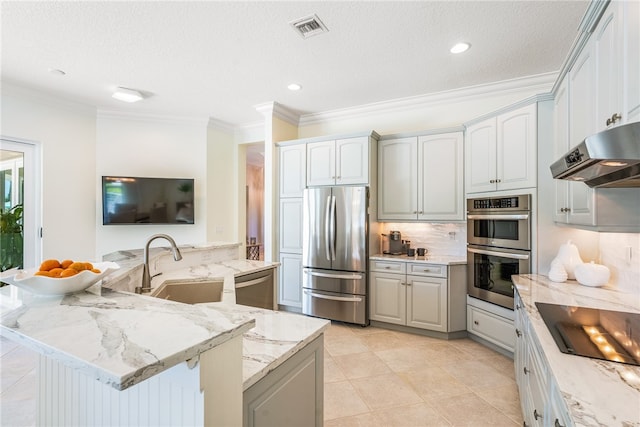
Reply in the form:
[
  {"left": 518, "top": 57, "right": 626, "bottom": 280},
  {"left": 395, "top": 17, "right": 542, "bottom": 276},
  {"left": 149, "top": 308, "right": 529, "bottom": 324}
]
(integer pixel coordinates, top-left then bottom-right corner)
[
  {"left": 467, "top": 213, "right": 531, "bottom": 251},
  {"left": 467, "top": 245, "right": 530, "bottom": 310}
]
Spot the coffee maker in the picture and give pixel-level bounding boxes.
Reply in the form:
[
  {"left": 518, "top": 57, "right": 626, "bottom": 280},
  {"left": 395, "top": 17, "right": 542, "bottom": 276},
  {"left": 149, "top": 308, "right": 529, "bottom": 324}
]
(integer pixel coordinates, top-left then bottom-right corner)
[{"left": 382, "top": 231, "right": 404, "bottom": 255}]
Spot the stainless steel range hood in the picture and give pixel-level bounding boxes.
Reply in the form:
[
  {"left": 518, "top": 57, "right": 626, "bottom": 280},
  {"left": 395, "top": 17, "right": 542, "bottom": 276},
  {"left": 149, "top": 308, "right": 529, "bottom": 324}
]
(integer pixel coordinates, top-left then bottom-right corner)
[{"left": 550, "top": 122, "right": 640, "bottom": 188}]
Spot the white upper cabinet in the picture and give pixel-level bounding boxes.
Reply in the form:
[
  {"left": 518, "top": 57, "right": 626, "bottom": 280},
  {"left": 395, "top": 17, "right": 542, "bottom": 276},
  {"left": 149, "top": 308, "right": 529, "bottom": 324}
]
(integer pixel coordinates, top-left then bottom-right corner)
[
  {"left": 465, "top": 103, "right": 537, "bottom": 194},
  {"left": 378, "top": 137, "right": 418, "bottom": 220},
  {"left": 378, "top": 132, "right": 463, "bottom": 221},
  {"left": 279, "top": 144, "right": 307, "bottom": 198},
  {"left": 623, "top": 0, "right": 640, "bottom": 123},
  {"left": 306, "top": 136, "right": 369, "bottom": 186},
  {"left": 418, "top": 133, "right": 464, "bottom": 220},
  {"left": 594, "top": 3, "right": 623, "bottom": 132}
]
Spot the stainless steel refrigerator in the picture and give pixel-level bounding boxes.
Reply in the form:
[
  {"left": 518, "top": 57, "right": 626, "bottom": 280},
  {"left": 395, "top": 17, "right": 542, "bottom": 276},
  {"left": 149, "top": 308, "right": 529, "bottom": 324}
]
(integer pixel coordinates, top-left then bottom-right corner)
[{"left": 302, "top": 186, "right": 369, "bottom": 326}]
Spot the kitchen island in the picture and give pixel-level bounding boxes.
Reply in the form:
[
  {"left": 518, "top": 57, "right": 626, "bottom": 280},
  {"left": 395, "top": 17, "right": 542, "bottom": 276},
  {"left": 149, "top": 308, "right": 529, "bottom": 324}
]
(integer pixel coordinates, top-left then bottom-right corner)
[
  {"left": 0, "top": 242, "right": 329, "bottom": 426},
  {"left": 512, "top": 274, "right": 640, "bottom": 426}
]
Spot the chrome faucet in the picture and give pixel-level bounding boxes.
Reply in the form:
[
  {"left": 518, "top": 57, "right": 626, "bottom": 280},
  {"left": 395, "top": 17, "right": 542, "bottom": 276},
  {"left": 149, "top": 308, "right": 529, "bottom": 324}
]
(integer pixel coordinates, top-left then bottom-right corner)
[{"left": 136, "top": 234, "right": 183, "bottom": 294}]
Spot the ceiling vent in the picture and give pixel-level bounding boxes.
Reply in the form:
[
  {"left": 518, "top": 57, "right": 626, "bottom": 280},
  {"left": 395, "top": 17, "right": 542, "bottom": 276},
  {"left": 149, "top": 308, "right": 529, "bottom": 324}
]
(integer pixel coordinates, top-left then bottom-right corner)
[{"left": 290, "top": 14, "right": 328, "bottom": 39}]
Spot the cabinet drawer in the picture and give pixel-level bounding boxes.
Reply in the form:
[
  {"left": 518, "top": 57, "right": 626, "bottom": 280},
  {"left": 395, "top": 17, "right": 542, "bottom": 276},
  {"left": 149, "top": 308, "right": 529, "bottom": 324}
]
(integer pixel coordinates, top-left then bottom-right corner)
[
  {"left": 467, "top": 305, "right": 515, "bottom": 352},
  {"left": 407, "top": 263, "right": 446, "bottom": 278},
  {"left": 370, "top": 260, "right": 406, "bottom": 274}
]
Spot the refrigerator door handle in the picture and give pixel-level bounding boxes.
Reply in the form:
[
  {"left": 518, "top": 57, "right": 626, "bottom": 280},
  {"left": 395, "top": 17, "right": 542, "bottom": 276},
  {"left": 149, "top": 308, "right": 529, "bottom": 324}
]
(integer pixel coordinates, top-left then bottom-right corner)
[
  {"left": 304, "top": 289, "right": 363, "bottom": 303},
  {"left": 304, "top": 269, "right": 363, "bottom": 280},
  {"left": 324, "top": 195, "right": 332, "bottom": 261},
  {"left": 329, "top": 195, "right": 336, "bottom": 261}
]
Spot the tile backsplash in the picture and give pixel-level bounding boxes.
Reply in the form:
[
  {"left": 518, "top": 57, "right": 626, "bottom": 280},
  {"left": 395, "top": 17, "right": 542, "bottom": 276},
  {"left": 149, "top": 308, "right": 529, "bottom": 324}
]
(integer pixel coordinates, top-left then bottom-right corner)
[
  {"left": 599, "top": 233, "right": 640, "bottom": 295},
  {"left": 378, "top": 222, "right": 467, "bottom": 257}
]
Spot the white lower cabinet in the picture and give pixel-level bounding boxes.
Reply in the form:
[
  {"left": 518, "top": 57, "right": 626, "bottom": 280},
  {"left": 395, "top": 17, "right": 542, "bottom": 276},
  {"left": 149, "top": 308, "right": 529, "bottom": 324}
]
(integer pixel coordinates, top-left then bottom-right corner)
[
  {"left": 370, "top": 260, "right": 466, "bottom": 334},
  {"left": 514, "top": 292, "right": 572, "bottom": 427},
  {"left": 278, "top": 254, "right": 303, "bottom": 308},
  {"left": 243, "top": 335, "right": 323, "bottom": 427},
  {"left": 466, "top": 297, "right": 515, "bottom": 353}
]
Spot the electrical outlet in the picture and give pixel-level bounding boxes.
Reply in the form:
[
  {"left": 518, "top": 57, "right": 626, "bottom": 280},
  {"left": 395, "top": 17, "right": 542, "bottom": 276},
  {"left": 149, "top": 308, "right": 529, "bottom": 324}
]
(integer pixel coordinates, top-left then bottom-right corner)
[
  {"left": 626, "top": 246, "right": 632, "bottom": 263},
  {"left": 448, "top": 231, "right": 456, "bottom": 240}
]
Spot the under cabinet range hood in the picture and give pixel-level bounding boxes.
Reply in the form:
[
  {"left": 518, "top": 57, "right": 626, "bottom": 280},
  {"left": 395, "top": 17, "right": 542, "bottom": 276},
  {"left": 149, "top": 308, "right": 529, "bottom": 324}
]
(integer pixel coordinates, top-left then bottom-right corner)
[{"left": 550, "top": 122, "right": 640, "bottom": 188}]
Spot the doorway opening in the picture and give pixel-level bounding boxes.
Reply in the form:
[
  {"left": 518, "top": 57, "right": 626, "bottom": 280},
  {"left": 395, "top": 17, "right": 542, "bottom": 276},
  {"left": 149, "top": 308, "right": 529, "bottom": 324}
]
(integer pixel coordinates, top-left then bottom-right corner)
[{"left": 246, "top": 143, "right": 264, "bottom": 260}]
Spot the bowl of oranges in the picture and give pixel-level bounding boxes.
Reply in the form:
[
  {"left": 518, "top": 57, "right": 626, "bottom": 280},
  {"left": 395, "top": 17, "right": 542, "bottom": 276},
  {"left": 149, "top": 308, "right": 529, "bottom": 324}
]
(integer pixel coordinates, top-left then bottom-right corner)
[{"left": 1, "top": 259, "right": 120, "bottom": 296}]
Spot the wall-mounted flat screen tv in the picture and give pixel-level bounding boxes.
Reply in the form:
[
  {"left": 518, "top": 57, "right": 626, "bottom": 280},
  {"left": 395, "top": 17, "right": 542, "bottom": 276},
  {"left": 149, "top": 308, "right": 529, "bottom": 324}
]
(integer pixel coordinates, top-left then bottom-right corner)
[{"left": 102, "top": 176, "right": 194, "bottom": 225}]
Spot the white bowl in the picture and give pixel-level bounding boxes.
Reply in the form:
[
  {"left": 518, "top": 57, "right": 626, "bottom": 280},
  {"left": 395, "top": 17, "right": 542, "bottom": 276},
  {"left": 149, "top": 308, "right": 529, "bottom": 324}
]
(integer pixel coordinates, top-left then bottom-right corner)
[{"left": 0, "top": 262, "right": 120, "bottom": 296}]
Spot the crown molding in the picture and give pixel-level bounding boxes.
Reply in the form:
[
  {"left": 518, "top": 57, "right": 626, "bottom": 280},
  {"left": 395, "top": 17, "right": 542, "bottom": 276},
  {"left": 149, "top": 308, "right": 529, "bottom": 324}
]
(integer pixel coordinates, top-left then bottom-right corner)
[
  {"left": 298, "top": 72, "right": 557, "bottom": 127},
  {"left": 207, "top": 117, "right": 235, "bottom": 133},
  {"left": 234, "top": 121, "right": 265, "bottom": 144},
  {"left": 253, "top": 101, "right": 300, "bottom": 126},
  {"left": 97, "top": 109, "right": 209, "bottom": 126}
]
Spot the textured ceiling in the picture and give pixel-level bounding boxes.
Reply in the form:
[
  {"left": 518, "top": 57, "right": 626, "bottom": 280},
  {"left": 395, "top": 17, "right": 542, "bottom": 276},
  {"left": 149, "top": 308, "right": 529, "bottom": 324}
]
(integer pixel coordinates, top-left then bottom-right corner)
[{"left": 1, "top": 1, "right": 589, "bottom": 126}]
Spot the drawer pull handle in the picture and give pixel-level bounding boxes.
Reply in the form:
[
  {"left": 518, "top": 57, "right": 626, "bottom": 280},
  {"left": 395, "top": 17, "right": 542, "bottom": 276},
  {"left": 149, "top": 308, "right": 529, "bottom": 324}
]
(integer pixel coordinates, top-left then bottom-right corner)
[
  {"left": 423, "top": 269, "right": 431, "bottom": 272},
  {"left": 516, "top": 329, "right": 522, "bottom": 337},
  {"left": 385, "top": 266, "right": 391, "bottom": 269},
  {"left": 533, "top": 409, "right": 542, "bottom": 420},
  {"left": 523, "top": 367, "right": 530, "bottom": 375},
  {"left": 554, "top": 419, "right": 565, "bottom": 427},
  {"left": 474, "top": 320, "right": 479, "bottom": 325}
]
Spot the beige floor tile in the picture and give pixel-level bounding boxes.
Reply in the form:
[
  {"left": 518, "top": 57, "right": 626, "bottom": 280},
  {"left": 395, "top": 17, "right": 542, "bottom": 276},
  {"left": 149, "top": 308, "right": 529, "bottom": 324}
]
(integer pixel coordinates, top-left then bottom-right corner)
[
  {"left": 391, "top": 330, "right": 443, "bottom": 347},
  {"left": 450, "top": 338, "right": 506, "bottom": 360},
  {"left": 374, "top": 346, "right": 432, "bottom": 372},
  {"left": 483, "top": 354, "right": 517, "bottom": 381},
  {"left": 324, "top": 322, "right": 357, "bottom": 339},
  {"left": 398, "top": 365, "right": 472, "bottom": 401},
  {"left": 372, "top": 402, "right": 452, "bottom": 427},
  {"left": 325, "top": 336, "right": 370, "bottom": 357},
  {"left": 359, "top": 330, "right": 409, "bottom": 352},
  {"left": 350, "top": 373, "right": 422, "bottom": 410},
  {"left": 432, "top": 392, "right": 519, "bottom": 426},
  {"left": 323, "top": 412, "right": 379, "bottom": 427},
  {"left": 324, "top": 380, "right": 370, "bottom": 420},
  {"left": 474, "top": 382, "right": 524, "bottom": 425},
  {"left": 345, "top": 325, "right": 388, "bottom": 336},
  {"left": 440, "top": 359, "right": 516, "bottom": 390},
  {"left": 325, "top": 355, "right": 347, "bottom": 383},
  {"left": 333, "top": 351, "right": 391, "bottom": 380}
]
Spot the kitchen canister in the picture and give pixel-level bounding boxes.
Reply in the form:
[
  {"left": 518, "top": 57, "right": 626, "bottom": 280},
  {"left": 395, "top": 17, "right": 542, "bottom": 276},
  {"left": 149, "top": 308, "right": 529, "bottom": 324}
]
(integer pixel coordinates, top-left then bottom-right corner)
[{"left": 555, "top": 240, "right": 583, "bottom": 280}]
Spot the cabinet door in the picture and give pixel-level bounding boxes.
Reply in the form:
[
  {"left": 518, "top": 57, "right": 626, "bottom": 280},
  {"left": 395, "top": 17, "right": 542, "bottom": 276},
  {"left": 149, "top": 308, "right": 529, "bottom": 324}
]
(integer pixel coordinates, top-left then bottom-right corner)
[
  {"left": 467, "top": 305, "right": 515, "bottom": 352},
  {"left": 280, "top": 145, "right": 306, "bottom": 198},
  {"left": 278, "top": 253, "right": 303, "bottom": 308},
  {"left": 279, "top": 199, "right": 303, "bottom": 253},
  {"left": 336, "top": 137, "right": 369, "bottom": 185},
  {"left": 623, "top": 0, "right": 640, "bottom": 123},
  {"left": 568, "top": 183, "right": 595, "bottom": 225},
  {"left": 594, "top": 3, "right": 623, "bottom": 132},
  {"left": 306, "top": 140, "right": 335, "bottom": 186},
  {"left": 496, "top": 103, "right": 537, "bottom": 191},
  {"left": 465, "top": 119, "right": 497, "bottom": 194},
  {"left": 569, "top": 41, "right": 596, "bottom": 147},
  {"left": 369, "top": 272, "right": 405, "bottom": 325},
  {"left": 406, "top": 275, "right": 447, "bottom": 332},
  {"left": 554, "top": 78, "right": 570, "bottom": 223},
  {"left": 418, "top": 132, "right": 464, "bottom": 221},
  {"left": 377, "top": 138, "right": 418, "bottom": 220}
]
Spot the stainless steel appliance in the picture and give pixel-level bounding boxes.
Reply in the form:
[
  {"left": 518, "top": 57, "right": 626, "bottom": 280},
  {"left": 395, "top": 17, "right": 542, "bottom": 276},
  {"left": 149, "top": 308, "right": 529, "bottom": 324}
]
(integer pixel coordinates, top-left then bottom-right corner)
[
  {"left": 467, "top": 195, "right": 531, "bottom": 309},
  {"left": 536, "top": 302, "right": 640, "bottom": 366},
  {"left": 302, "top": 186, "right": 369, "bottom": 325},
  {"left": 550, "top": 121, "right": 640, "bottom": 188},
  {"left": 235, "top": 268, "right": 276, "bottom": 310}
]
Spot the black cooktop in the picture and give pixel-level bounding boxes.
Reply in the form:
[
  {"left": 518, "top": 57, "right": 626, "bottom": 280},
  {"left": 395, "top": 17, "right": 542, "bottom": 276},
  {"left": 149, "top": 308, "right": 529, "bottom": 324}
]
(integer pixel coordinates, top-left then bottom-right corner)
[{"left": 535, "top": 302, "right": 640, "bottom": 366}]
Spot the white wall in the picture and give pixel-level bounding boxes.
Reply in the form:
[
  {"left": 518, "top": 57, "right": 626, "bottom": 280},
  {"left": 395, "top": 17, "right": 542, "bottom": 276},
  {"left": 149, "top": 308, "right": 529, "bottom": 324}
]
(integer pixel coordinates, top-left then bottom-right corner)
[
  {"left": 207, "top": 124, "right": 237, "bottom": 244},
  {"left": 95, "top": 112, "right": 208, "bottom": 256},
  {"left": 1, "top": 84, "right": 98, "bottom": 260}
]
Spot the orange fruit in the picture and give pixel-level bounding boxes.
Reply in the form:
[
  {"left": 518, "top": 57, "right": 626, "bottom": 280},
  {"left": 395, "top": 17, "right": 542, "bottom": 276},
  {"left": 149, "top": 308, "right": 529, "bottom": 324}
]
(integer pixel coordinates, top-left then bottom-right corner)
[
  {"left": 84, "top": 262, "right": 94, "bottom": 271},
  {"left": 35, "top": 271, "right": 52, "bottom": 277},
  {"left": 68, "top": 262, "right": 87, "bottom": 272},
  {"left": 90, "top": 268, "right": 101, "bottom": 274},
  {"left": 49, "top": 268, "right": 64, "bottom": 278},
  {"left": 61, "top": 259, "right": 73, "bottom": 269},
  {"left": 59, "top": 269, "right": 78, "bottom": 278},
  {"left": 39, "top": 259, "right": 61, "bottom": 271}
]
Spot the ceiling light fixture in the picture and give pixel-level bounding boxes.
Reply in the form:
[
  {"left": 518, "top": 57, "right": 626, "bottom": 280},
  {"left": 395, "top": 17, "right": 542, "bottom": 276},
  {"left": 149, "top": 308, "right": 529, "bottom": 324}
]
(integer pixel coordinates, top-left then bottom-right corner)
[
  {"left": 112, "top": 87, "right": 144, "bottom": 103},
  {"left": 287, "top": 83, "right": 302, "bottom": 91},
  {"left": 450, "top": 42, "right": 471, "bottom": 54}
]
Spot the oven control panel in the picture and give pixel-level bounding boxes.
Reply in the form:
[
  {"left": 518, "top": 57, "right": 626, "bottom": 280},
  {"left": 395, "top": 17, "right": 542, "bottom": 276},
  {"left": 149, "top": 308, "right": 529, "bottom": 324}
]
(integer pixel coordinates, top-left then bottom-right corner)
[{"left": 467, "top": 194, "right": 531, "bottom": 212}]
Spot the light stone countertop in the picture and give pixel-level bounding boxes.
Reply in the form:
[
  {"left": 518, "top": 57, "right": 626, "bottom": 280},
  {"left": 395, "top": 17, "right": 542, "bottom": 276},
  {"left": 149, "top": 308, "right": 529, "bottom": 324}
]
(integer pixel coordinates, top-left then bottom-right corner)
[
  {"left": 512, "top": 274, "right": 640, "bottom": 426},
  {"left": 370, "top": 253, "right": 467, "bottom": 265},
  {"left": 0, "top": 242, "right": 329, "bottom": 393}
]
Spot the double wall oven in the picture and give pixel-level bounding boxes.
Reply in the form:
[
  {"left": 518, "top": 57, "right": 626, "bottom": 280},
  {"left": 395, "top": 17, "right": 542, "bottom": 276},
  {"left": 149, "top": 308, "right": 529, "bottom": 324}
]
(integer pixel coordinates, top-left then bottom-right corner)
[{"left": 467, "top": 194, "right": 531, "bottom": 310}]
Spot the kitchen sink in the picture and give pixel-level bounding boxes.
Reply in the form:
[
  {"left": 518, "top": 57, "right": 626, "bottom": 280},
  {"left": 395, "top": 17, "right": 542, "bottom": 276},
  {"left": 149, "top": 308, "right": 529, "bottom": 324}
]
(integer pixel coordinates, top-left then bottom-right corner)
[{"left": 150, "top": 280, "right": 224, "bottom": 304}]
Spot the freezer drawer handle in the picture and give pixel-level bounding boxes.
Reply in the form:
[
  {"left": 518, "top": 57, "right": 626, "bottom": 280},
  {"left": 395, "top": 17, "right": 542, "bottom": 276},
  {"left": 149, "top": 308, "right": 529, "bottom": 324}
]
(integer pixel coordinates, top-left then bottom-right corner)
[
  {"left": 304, "top": 269, "right": 363, "bottom": 280},
  {"left": 304, "top": 290, "right": 363, "bottom": 302}
]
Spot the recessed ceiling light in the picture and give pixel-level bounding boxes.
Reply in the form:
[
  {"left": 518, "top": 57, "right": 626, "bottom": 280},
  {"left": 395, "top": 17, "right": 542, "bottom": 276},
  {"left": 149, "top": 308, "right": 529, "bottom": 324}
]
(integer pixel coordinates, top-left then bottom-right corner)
[
  {"left": 450, "top": 42, "right": 471, "bottom": 54},
  {"left": 287, "top": 83, "right": 302, "bottom": 91},
  {"left": 48, "top": 68, "right": 66, "bottom": 76},
  {"left": 112, "top": 87, "right": 144, "bottom": 103}
]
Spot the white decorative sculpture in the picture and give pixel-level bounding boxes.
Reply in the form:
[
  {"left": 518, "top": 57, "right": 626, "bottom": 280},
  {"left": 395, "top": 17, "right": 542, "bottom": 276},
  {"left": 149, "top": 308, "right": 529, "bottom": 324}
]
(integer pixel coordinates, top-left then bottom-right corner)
[
  {"left": 555, "top": 240, "right": 583, "bottom": 280},
  {"left": 574, "top": 261, "right": 611, "bottom": 287},
  {"left": 548, "top": 258, "right": 568, "bottom": 283}
]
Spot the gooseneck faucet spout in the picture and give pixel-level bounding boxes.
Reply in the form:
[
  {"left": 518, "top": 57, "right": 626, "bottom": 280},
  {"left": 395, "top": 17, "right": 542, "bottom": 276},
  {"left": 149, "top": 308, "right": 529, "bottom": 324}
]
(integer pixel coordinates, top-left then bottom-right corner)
[{"left": 136, "top": 234, "right": 183, "bottom": 294}]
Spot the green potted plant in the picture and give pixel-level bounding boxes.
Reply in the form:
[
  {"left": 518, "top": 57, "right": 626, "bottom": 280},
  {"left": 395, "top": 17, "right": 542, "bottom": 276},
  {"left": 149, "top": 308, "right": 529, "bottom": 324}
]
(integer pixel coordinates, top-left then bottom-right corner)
[{"left": 0, "top": 204, "right": 24, "bottom": 275}]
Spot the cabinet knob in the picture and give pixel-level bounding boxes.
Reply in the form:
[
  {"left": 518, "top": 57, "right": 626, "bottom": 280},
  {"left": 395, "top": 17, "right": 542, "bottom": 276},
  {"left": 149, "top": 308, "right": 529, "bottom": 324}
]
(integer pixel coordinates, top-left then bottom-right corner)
[
  {"left": 496, "top": 179, "right": 501, "bottom": 183},
  {"left": 419, "top": 211, "right": 423, "bottom": 214},
  {"left": 337, "top": 176, "right": 341, "bottom": 180},
  {"left": 533, "top": 409, "right": 542, "bottom": 421},
  {"left": 406, "top": 282, "right": 412, "bottom": 286},
  {"left": 523, "top": 367, "right": 530, "bottom": 375},
  {"left": 516, "top": 328, "right": 522, "bottom": 337},
  {"left": 413, "top": 211, "right": 418, "bottom": 214},
  {"left": 490, "top": 179, "right": 495, "bottom": 183},
  {"left": 554, "top": 419, "right": 565, "bottom": 427},
  {"left": 474, "top": 320, "right": 479, "bottom": 325}
]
